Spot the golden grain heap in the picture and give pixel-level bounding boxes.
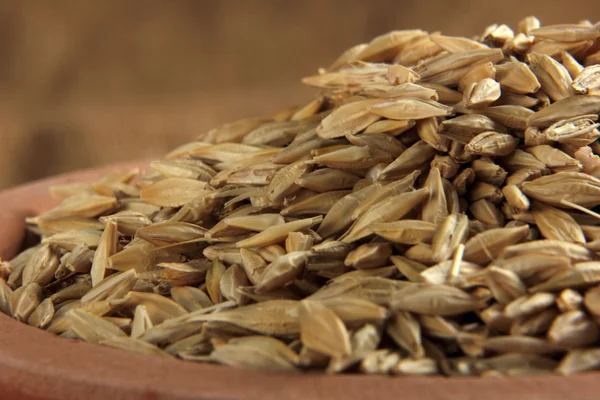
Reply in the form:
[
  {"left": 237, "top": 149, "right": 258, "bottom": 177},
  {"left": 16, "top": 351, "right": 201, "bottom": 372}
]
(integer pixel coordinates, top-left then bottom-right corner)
[{"left": 3, "top": 17, "right": 600, "bottom": 377}]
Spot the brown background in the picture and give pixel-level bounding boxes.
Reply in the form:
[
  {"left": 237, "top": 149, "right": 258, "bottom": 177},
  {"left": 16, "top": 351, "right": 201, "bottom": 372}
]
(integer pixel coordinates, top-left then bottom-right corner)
[{"left": 1, "top": 0, "right": 599, "bottom": 189}]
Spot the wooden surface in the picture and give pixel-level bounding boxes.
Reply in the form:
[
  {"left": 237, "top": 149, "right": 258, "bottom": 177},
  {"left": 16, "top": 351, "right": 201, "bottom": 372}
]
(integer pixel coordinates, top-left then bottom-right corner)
[{"left": 1, "top": 0, "right": 599, "bottom": 189}]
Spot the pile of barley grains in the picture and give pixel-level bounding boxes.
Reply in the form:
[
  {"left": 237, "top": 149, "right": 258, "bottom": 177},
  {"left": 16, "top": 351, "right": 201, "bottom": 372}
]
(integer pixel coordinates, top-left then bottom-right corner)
[{"left": 3, "top": 16, "right": 600, "bottom": 376}]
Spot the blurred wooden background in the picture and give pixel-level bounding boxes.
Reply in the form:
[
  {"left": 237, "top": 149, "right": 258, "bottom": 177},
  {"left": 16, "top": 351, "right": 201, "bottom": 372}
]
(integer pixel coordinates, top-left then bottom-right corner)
[{"left": 1, "top": 0, "right": 599, "bottom": 189}]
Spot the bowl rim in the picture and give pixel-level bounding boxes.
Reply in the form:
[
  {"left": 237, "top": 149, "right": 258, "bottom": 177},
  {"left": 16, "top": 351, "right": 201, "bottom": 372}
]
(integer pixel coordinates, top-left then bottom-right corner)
[{"left": 1, "top": 161, "right": 599, "bottom": 400}]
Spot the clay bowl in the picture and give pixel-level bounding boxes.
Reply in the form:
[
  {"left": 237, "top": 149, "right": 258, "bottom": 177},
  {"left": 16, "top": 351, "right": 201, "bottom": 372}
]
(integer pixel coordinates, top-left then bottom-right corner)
[{"left": 1, "top": 162, "right": 599, "bottom": 400}]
